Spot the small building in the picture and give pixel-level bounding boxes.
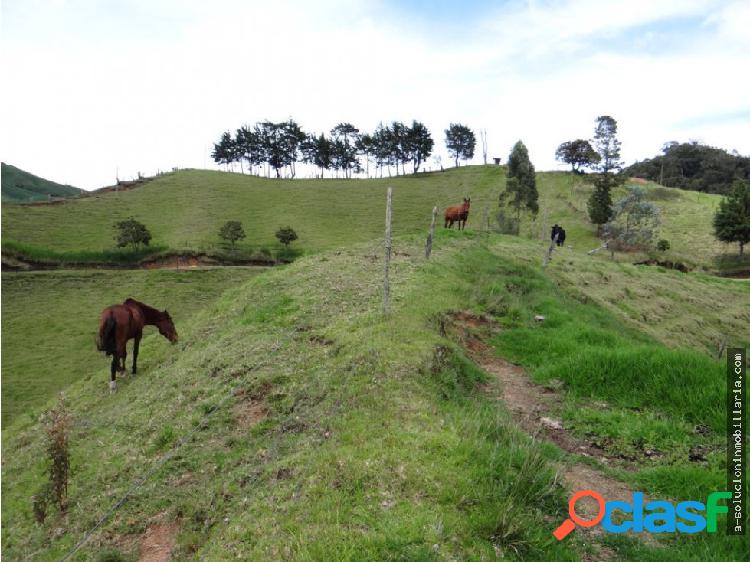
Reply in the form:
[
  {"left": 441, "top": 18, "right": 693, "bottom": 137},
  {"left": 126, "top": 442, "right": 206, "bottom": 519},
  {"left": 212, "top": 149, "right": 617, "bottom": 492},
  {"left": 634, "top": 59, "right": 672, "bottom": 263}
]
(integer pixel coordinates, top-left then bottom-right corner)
[{"left": 493, "top": 157, "right": 502, "bottom": 165}]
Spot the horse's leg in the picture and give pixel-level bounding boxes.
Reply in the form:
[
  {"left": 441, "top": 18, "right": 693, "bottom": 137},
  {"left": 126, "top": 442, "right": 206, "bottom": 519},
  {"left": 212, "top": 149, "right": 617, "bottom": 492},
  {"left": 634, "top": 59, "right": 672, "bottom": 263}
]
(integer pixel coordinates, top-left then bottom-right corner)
[
  {"left": 110, "top": 355, "right": 118, "bottom": 393},
  {"left": 132, "top": 334, "right": 141, "bottom": 375},
  {"left": 120, "top": 350, "right": 127, "bottom": 376}
]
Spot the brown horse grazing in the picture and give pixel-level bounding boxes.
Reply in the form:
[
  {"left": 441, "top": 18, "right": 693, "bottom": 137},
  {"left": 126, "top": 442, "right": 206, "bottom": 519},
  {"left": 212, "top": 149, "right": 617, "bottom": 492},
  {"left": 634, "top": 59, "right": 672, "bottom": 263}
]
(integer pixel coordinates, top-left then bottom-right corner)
[
  {"left": 444, "top": 197, "right": 471, "bottom": 229},
  {"left": 96, "top": 298, "right": 178, "bottom": 392}
]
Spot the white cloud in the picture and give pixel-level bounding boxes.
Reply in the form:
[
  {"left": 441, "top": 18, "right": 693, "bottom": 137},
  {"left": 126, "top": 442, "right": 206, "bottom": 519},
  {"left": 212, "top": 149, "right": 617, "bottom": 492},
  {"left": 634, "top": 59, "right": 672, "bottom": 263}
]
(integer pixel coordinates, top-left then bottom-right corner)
[{"left": 1, "top": 0, "right": 748, "bottom": 189}]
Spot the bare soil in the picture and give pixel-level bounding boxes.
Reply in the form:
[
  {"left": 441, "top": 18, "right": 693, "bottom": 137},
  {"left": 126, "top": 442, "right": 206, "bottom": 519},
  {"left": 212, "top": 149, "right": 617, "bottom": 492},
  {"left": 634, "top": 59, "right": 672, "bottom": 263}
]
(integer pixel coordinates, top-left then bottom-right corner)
[
  {"left": 139, "top": 514, "right": 178, "bottom": 562},
  {"left": 234, "top": 398, "right": 268, "bottom": 429}
]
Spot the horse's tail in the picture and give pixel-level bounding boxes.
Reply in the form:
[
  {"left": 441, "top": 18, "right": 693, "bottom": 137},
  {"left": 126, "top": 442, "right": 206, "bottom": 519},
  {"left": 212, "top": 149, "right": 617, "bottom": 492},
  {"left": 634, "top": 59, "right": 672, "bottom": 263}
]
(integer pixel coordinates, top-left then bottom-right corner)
[{"left": 97, "top": 313, "right": 117, "bottom": 356}]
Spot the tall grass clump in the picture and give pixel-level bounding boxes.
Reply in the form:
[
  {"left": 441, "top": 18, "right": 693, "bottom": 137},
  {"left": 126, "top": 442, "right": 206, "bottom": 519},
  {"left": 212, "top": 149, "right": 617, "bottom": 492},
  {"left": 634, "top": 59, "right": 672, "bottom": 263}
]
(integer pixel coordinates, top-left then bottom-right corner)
[{"left": 537, "top": 347, "right": 724, "bottom": 432}]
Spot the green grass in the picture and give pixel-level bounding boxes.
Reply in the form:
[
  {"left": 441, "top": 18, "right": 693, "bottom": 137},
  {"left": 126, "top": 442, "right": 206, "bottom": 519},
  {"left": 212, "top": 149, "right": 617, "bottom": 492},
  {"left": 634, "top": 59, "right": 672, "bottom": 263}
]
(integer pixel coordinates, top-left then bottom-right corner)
[
  {"left": 1, "top": 162, "right": 83, "bottom": 203},
  {"left": 2, "top": 239, "right": 168, "bottom": 264},
  {"left": 1, "top": 167, "right": 501, "bottom": 257},
  {"left": 2, "top": 166, "right": 739, "bottom": 269},
  {"left": 2, "top": 232, "right": 749, "bottom": 560},
  {"left": 527, "top": 174, "right": 738, "bottom": 269},
  {"left": 0, "top": 267, "right": 263, "bottom": 425}
]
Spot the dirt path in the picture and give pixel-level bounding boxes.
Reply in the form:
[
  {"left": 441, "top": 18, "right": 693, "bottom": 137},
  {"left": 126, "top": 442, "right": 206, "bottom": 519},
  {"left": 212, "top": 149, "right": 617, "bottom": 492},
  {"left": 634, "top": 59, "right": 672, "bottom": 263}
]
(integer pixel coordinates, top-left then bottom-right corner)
[{"left": 447, "top": 312, "right": 656, "bottom": 557}]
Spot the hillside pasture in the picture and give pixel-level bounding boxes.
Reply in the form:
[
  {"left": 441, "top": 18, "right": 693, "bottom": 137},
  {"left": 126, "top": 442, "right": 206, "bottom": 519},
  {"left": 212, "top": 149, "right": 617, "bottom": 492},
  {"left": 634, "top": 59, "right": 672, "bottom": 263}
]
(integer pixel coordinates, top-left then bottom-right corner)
[
  {"left": 1, "top": 166, "right": 734, "bottom": 270},
  {"left": 1, "top": 267, "right": 263, "bottom": 425},
  {"left": 2, "top": 232, "right": 748, "bottom": 560}
]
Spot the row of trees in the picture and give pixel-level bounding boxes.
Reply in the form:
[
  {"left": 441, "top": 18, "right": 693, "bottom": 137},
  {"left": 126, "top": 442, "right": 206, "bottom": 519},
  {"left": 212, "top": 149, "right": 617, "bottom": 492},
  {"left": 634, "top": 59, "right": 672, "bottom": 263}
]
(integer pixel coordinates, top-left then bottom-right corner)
[{"left": 211, "top": 121, "right": 477, "bottom": 179}]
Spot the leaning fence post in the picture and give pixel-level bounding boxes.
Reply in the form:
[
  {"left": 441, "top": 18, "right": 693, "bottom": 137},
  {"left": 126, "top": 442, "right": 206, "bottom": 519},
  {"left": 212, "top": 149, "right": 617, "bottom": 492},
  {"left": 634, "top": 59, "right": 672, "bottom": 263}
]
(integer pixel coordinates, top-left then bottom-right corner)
[
  {"left": 425, "top": 205, "right": 437, "bottom": 258},
  {"left": 384, "top": 187, "right": 393, "bottom": 314},
  {"left": 543, "top": 233, "right": 558, "bottom": 267}
]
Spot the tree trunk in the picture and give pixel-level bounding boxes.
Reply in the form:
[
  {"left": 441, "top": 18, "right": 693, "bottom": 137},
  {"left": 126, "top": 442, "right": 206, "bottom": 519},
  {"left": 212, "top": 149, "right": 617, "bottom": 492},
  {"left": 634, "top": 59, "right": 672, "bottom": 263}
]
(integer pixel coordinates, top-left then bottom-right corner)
[{"left": 741, "top": 241, "right": 745, "bottom": 256}]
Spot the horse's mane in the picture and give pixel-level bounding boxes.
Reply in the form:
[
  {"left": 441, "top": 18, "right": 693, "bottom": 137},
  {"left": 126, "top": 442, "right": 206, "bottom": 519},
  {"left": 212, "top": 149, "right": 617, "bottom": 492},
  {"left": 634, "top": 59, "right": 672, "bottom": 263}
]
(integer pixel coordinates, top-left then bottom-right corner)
[{"left": 124, "top": 298, "right": 169, "bottom": 323}]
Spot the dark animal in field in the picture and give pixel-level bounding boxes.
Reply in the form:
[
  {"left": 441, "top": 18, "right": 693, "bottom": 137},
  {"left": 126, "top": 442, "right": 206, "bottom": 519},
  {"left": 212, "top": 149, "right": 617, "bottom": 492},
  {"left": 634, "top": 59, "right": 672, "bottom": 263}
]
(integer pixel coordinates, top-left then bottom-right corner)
[
  {"left": 96, "top": 298, "right": 177, "bottom": 392},
  {"left": 444, "top": 197, "right": 471, "bottom": 229}
]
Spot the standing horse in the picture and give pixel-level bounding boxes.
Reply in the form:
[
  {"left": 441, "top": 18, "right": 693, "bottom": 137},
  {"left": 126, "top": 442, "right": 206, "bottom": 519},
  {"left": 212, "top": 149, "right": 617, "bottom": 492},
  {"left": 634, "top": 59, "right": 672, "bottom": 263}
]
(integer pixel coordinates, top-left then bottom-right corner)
[
  {"left": 444, "top": 197, "right": 471, "bottom": 229},
  {"left": 96, "top": 298, "right": 178, "bottom": 392}
]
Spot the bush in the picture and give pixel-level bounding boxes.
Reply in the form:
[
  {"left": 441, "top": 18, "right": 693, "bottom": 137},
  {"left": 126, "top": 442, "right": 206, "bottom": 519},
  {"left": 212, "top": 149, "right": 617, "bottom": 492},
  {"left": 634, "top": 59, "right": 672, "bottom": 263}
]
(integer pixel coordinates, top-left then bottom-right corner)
[
  {"left": 657, "top": 239, "right": 670, "bottom": 252},
  {"left": 218, "top": 220, "right": 246, "bottom": 248},
  {"left": 33, "top": 395, "right": 72, "bottom": 520},
  {"left": 114, "top": 218, "right": 152, "bottom": 251},
  {"left": 275, "top": 226, "right": 298, "bottom": 247}
]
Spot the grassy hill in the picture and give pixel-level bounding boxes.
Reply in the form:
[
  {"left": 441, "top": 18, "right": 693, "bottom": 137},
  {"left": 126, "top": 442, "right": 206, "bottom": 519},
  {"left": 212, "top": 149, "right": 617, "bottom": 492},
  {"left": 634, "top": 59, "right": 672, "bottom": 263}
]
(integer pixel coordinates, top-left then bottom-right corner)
[
  {"left": 3, "top": 167, "right": 748, "bottom": 559},
  {"left": 1, "top": 166, "right": 737, "bottom": 270},
  {"left": 1, "top": 162, "right": 83, "bottom": 203},
  {"left": 2, "top": 232, "right": 748, "bottom": 560}
]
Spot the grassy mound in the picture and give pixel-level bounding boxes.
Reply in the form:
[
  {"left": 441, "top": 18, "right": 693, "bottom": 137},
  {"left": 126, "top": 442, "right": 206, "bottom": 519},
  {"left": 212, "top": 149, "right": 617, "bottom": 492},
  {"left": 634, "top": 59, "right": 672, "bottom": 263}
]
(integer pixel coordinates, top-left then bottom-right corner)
[{"left": 2, "top": 232, "right": 747, "bottom": 560}]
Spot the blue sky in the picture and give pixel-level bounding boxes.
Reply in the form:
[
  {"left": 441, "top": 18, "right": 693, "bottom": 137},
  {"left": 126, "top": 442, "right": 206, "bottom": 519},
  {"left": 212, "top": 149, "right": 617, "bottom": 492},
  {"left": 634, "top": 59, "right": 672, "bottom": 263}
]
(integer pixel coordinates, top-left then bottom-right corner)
[{"left": 2, "top": 0, "right": 749, "bottom": 189}]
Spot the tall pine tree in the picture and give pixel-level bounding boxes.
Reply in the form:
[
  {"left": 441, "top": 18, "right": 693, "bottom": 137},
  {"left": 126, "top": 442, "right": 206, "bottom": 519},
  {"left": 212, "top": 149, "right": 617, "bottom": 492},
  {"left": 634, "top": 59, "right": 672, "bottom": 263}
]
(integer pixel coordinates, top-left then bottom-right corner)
[
  {"left": 713, "top": 180, "right": 750, "bottom": 256},
  {"left": 500, "top": 140, "right": 539, "bottom": 233},
  {"left": 588, "top": 116, "right": 623, "bottom": 233}
]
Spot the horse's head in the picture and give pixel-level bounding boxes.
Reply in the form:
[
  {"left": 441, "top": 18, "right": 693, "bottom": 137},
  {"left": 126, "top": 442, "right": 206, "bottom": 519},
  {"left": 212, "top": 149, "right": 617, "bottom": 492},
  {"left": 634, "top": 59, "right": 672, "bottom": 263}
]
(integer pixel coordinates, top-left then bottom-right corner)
[
  {"left": 463, "top": 197, "right": 471, "bottom": 211},
  {"left": 157, "top": 311, "right": 178, "bottom": 344}
]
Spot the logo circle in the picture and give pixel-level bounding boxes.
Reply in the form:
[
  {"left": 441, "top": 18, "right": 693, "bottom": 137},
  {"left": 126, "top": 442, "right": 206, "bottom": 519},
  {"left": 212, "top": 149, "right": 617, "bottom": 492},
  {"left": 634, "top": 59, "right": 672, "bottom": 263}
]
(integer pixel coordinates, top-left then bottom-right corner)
[{"left": 569, "top": 490, "right": 605, "bottom": 528}]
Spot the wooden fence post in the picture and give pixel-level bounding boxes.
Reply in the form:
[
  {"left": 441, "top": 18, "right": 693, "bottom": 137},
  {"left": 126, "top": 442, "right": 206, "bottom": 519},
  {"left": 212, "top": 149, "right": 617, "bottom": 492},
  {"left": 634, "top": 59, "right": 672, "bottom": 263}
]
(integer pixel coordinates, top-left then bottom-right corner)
[
  {"left": 543, "top": 233, "right": 558, "bottom": 267},
  {"left": 425, "top": 205, "right": 437, "bottom": 258},
  {"left": 384, "top": 187, "right": 393, "bottom": 314}
]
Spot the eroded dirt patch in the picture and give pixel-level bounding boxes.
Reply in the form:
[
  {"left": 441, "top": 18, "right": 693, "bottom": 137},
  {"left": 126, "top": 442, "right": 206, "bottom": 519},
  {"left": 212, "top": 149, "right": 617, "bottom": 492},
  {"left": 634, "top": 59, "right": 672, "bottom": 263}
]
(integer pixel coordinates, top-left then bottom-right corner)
[
  {"left": 139, "top": 515, "right": 178, "bottom": 562},
  {"left": 234, "top": 398, "right": 268, "bottom": 429},
  {"left": 141, "top": 256, "right": 205, "bottom": 269}
]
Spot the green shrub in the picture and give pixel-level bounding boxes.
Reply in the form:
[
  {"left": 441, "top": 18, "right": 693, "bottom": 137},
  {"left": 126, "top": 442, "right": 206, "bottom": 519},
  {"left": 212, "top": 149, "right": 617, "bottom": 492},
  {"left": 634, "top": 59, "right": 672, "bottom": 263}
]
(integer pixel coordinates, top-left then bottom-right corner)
[
  {"left": 275, "top": 226, "right": 298, "bottom": 247},
  {"left": 114, "top": 218, "right": 152, "bottom": 251},
  {"left": 218, "top": 220, "right": 246, "bottom": 248}
]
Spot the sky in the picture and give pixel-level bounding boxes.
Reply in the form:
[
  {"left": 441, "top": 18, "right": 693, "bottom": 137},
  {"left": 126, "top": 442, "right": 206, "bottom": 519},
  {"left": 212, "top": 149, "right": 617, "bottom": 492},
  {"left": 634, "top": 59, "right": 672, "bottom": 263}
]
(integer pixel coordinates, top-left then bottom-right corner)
[{"left": 2, "top": 0, "right": 749, "bottom": 190}]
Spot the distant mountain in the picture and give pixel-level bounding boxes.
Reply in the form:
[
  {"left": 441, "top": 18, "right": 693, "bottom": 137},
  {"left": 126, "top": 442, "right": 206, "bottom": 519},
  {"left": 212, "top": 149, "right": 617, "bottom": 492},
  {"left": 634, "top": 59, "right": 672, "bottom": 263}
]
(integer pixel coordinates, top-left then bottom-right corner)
[{"left": 1, "top": 162, "right": 84, "bottom": 203}]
